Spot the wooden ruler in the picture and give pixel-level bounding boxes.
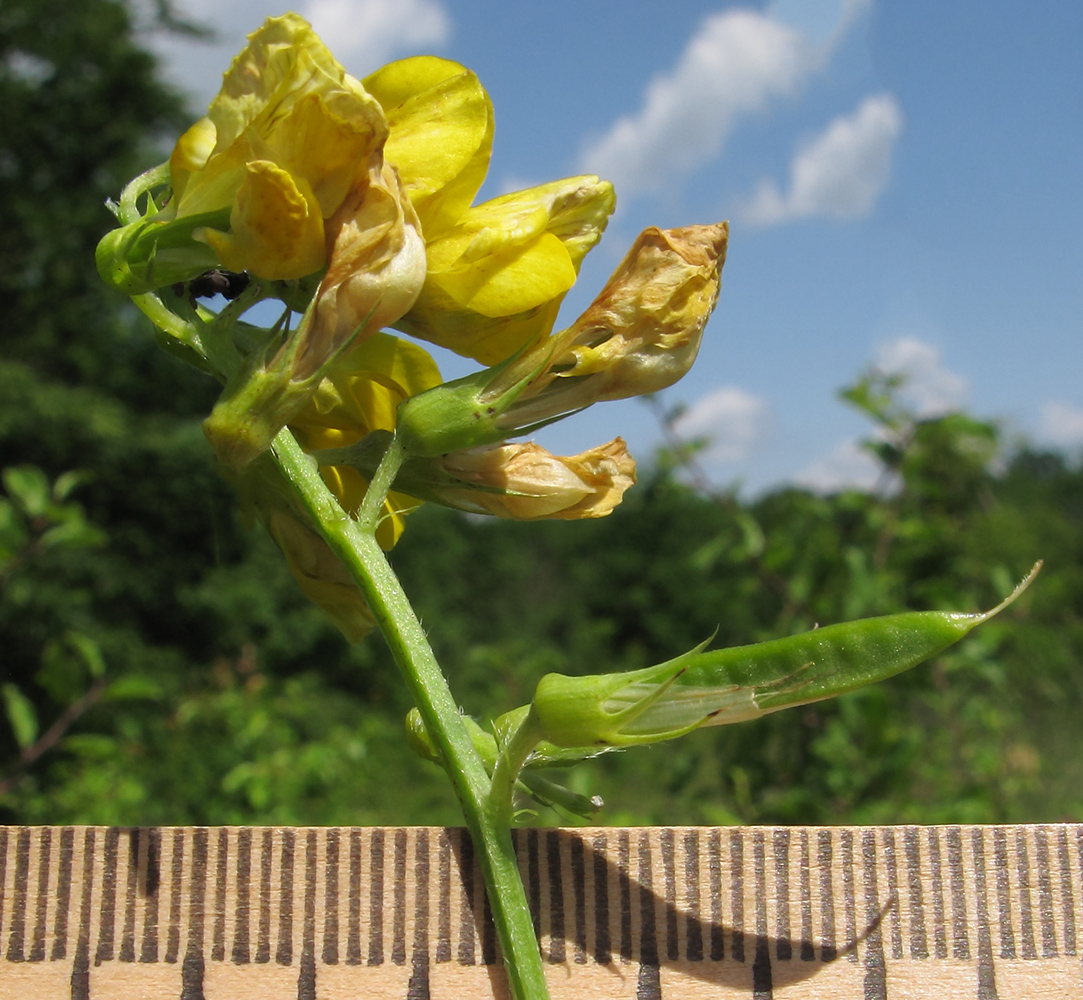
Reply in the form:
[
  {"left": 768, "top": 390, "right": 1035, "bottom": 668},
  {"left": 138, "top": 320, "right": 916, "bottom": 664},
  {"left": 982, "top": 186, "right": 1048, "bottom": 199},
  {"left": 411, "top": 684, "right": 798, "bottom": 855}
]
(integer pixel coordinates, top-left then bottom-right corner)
[{"left": 1, "top": 824, "right": 1080, "bottom": 998}]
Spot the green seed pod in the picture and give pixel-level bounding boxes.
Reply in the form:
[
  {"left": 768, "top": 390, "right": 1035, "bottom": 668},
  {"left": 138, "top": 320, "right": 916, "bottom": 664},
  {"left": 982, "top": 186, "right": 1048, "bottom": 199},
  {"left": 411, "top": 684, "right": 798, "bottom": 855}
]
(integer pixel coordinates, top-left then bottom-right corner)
[{"left": 533, "top": 563, "right": 1041, "bottom": 748}]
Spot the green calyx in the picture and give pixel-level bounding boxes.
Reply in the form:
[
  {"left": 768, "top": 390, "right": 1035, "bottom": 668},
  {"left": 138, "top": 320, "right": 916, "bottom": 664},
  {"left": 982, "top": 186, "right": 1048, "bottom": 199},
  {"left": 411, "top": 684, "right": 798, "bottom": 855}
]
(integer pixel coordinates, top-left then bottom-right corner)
[
  {"left": 405, "top": 706, "right": 607, "bottom": 820},
  {"left": 96, "top": 209, "right": 230, "bottom": 295},
  {"left": 395, "top": 348, "right": 548, "bottom": 458}
]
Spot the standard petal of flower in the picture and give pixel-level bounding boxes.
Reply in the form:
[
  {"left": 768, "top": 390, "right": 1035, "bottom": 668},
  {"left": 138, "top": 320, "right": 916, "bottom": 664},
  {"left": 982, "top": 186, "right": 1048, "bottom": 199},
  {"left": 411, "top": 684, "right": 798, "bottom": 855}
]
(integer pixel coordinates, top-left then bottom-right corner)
[
  {"left": 198, "top": 160, "right": 325, "bottom": 280},
  {"left": 168, "top": 13, "right": 389, "bottom": 282},
  {"left": 207, "top": 14, "right": 369, "bottom": 153},
  {"left": 364, "top": 56, "right": 493, "bottom": 236}
]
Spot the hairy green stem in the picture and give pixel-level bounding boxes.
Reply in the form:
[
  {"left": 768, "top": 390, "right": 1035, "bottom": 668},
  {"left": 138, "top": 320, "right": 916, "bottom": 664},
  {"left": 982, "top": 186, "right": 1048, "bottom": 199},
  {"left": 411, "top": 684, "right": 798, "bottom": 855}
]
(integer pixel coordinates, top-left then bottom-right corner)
[{"left": 270, "top": 428, "right": 550, "bottom": 1000}]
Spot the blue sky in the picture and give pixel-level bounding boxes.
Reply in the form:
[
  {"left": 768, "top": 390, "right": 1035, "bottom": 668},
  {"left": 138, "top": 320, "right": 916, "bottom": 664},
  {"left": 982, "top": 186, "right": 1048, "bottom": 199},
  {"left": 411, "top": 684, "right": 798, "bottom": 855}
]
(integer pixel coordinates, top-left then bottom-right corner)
[{"left": 147, "top": 0, "right": 1083, "bottom": 494}]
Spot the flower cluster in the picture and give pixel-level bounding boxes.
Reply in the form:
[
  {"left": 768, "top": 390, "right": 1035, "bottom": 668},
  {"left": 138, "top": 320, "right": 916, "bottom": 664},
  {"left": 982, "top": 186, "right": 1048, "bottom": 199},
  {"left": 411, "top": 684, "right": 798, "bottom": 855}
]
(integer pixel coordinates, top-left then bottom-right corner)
[{"left": 96, "top": 13, "right": 728, "bottom": 640}]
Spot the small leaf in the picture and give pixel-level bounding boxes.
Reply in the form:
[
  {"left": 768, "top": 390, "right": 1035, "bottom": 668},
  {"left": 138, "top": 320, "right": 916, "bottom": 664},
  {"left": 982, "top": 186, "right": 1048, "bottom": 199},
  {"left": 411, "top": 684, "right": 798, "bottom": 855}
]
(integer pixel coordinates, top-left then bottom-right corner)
[
  {"left": 52, "top": 470, "right": 90, "bottom": 502},
  {"left": 2, "top": 683, "right": 39, "bottom": 750},
  {"left": 0, "top": 499, "right": 28, "bottom": 561},
  {"left": 67, "top": 632, "right": 107, "bottom": 678},
  {"left": 3, "top": 466, "right": 51, "bottom": 518},
  {"left": 39, "top": 519, "right": 107, "bottom": 551},
  {"left": 103, "top": 675, "right": 164, "bottom": 701},
  {"left": 63, "top": 734, "right": 117, "bottom": 760}
]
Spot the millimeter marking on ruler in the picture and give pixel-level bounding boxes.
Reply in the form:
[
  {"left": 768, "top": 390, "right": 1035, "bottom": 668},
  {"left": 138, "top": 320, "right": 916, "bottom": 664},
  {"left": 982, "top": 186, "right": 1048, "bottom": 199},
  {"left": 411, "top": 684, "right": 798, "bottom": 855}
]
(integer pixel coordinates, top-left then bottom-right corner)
[{"left": 1, "top": 824, "right": 1081, "bottom": 998}]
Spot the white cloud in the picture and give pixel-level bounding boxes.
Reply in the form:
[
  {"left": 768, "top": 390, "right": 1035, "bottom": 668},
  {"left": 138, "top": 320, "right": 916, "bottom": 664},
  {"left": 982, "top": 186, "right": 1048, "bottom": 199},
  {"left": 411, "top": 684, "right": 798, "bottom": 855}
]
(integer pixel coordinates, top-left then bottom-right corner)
[
  {"left": 1039, "top": 402, "right": 1083, "bottom": 449},
  {"left": 793, "top": 439, "right": 882, "bottom": 493},
  {"left": 578, "top": 1, "right": 870, "bottom": 198},
  {"left": 673, "top": 386, "right": 771, "bottom": 463},
  {"left": 741, "top": 93, "right": 904, "bottom": 227},
  {"left": 874, "top": 337, "right": 968, "bottom": 417},
  {"left": 579, "top": 9, "right": 817, "bottom": 196},
  {"left": 303, "top": 0, "right": 450, "bottom": 75}
]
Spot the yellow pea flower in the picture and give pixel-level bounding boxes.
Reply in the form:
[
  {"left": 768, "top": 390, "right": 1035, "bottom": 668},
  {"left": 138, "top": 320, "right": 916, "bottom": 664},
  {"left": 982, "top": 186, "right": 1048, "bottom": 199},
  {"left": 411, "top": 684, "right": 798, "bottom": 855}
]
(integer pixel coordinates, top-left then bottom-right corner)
[
  {"left": 170, "top": 13, "right": 390, "bottom": 281},
  {"left": 363, "top": 55, "right": 616, "bottom": 365},
  {"left": 289, "top": 331, "right": 442, "bottom": 550},
  {"left": 189, "top": 17, "right": 436, "bottom": 469},
  {"left": 99, "top": 13, "right": 399, "bottom": 293},
  {"left": 266, "top": 511, "right": 376, "bottom": 642},
  {"left": 230, "top": 331, "right": 442, "bottom": 642}
]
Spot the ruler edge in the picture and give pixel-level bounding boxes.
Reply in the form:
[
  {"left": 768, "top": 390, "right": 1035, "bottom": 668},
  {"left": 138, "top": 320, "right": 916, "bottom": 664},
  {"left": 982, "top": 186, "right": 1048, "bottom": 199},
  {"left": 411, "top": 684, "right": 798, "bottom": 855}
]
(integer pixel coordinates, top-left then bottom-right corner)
[{"left": 1, "top": 823, "right": 1081, "bottom": 986}]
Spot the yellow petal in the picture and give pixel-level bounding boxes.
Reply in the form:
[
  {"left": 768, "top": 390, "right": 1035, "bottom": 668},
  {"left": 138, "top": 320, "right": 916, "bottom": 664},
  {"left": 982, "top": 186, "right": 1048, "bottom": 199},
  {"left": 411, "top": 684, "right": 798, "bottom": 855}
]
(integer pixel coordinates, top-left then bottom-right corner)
[
  {"left": 394, "top": 176, "right": 615, "bottom": 364},
  {"left": 262, "top": 92, "right": 385, "bottom": 218},
  {"left": 429, "top": 232, "right": 576, "bottom": 318},
  {"left": 209, "top": 14, "right": 371, "bottom": 153},
  {"left": 396, "top": 287, "right": 564, "bottom": 367},
  {"left": 317, "top": 466, "right": 415, "bottom": 550},
  {"left": 440, "top": 176, "right": 616, "bottom": 270},
  {"left": 267, "top": 511, "right": 375, "bottom": 642},
  {"left": 364, "top": 56, "right": 493, "bottom": 236},
  {"left": 198, "top": 160, "right": 325, "bottom": 280},
  {"left": 173, "top": 14, "right": 387, "bottom": 225},
  {"left": 169, "top": 116, "right": 216, "bottom": 208},
  {"left": 293, "top": 333, "right": 442, "bottom": 449}
]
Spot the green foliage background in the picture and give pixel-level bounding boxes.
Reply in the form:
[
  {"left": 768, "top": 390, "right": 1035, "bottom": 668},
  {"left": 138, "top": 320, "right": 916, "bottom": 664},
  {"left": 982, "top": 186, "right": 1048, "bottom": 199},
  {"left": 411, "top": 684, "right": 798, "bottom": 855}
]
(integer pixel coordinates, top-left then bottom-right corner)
[{"left": 2, "top": 0, "right": 1081, "bottom": 828}]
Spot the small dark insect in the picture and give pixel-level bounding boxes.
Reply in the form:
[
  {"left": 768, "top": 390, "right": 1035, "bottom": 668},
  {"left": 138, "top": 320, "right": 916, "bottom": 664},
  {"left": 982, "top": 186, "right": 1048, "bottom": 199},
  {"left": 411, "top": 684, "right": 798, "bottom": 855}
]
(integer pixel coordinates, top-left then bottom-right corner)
[{"left": 173, "top": 269, "right": 251, "bottom": 306}]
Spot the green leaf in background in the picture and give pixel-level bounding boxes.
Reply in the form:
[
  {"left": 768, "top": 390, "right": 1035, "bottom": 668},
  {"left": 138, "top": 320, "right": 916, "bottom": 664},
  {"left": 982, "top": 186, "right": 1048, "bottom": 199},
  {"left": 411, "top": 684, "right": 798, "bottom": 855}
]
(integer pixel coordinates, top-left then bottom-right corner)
[
  {"left": 2, "top": 683, "right": 39, "bottom": 750},
  {"left": 66, "top": 632, "right": 106, "bottom": 679},
  {"left": 2, "top": 466, "right": 50, "bottom": 519}
]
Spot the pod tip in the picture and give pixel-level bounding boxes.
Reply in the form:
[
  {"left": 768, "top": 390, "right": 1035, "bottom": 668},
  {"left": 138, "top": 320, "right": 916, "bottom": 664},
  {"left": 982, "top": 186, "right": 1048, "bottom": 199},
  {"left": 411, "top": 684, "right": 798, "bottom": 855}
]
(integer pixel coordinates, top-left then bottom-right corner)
[{"left": 982, "top": 559, "right": 1042, "bottom": 621}]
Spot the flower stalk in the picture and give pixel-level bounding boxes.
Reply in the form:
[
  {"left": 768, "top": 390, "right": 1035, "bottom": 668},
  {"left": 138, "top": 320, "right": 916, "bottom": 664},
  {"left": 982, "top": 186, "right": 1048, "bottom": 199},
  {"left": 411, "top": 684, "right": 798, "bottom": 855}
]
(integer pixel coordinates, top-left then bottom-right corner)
[{"left": 269, "top": 427, "right": 550, "bottom": 1000}]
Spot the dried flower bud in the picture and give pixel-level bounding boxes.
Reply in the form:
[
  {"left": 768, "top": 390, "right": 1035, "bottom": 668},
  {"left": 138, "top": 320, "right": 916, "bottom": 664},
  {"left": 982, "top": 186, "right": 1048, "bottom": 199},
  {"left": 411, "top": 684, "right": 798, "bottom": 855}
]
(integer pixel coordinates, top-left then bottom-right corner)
[
  {"left": 499, "top": 222, "right": 729, "bottom": 429},
  {"left": 396, "top": 222, "right": 728, "bottom": 458},
  {"left": 433, "top": 439, "right": 635, "bottom": 520},
  {"left": 316, "top": 435, "right": 636, "bottom": 521}
]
